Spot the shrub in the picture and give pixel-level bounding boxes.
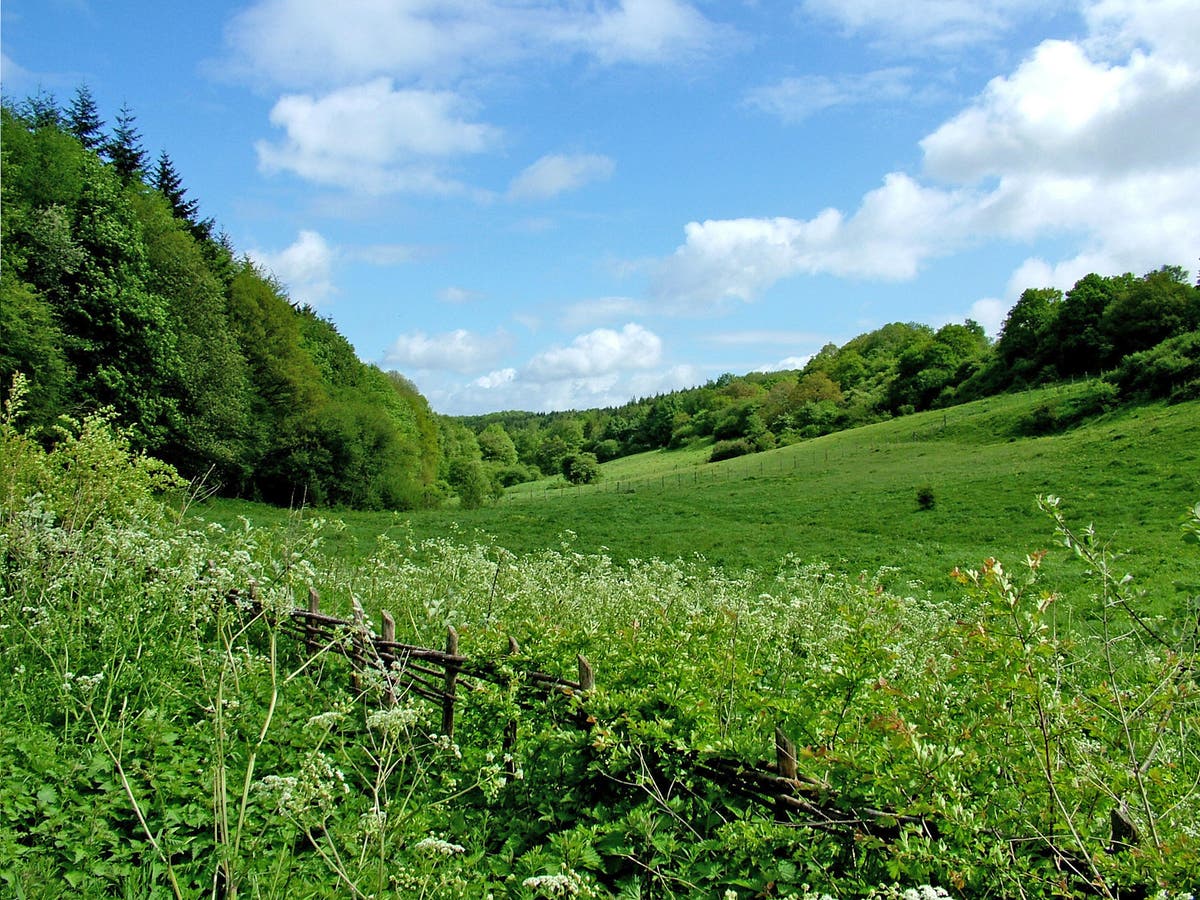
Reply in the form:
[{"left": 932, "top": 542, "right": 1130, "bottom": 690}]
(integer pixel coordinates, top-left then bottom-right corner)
[
  {"left": 709, "top": 438, "right": 753, "bottom": 462},
  {"left": 916, "top": 484, "right": 936, "bottom": 510},
  {"left": 561, "top": 451, "right": 601, "bottom": 485},
  {"left": 1113, "top": 331, "right": 1200, "bottom": 400}
]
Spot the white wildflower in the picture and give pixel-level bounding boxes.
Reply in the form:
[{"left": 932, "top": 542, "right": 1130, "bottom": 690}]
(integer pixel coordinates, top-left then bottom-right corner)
[{"left": 414, "top": 836, "right": 465, "bottom": 855}]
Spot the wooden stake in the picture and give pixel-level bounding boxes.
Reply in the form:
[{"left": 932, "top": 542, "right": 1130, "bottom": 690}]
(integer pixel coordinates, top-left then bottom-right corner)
[
  {"left": 381, "top": 610, "right": 397, "bottom": 707},
  {"left": 774, "top": 727, "right": 797, "bottom": 823},
  {"left": 442, "top": 626, "right": 459, "bottom": 737},
  {"left": 577, "top": 655, "right": 595, "bottom": 692},
  {"left": 306, "top": 587, "right": 320, "bottom": 657}
]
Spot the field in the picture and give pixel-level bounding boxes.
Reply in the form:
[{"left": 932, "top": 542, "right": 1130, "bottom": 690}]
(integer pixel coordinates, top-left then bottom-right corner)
[
  {"left": 4, "top": 385, "right": 1199, "bottom": 898},
  {"left": 202, "top": 385, "right": 1200, "bottom": 611}
]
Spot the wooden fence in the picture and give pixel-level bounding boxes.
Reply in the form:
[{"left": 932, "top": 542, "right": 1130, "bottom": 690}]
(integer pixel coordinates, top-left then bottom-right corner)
[
  {"left": 228, "top": 585, "right": 1127, "bottom": 893},
  {"left": 228, "top": 584, "right": 933, "bottom": 844}
]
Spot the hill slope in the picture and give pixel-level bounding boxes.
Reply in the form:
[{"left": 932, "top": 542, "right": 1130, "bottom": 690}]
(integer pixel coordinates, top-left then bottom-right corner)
[{"left": 201, "top": 385, "right": 1200, "bottom": 606}]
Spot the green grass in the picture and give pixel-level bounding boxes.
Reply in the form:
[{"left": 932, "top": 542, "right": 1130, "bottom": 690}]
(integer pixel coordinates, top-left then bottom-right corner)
[{"left": 197, "top": 386, "right": 1200, "bottom": 607}]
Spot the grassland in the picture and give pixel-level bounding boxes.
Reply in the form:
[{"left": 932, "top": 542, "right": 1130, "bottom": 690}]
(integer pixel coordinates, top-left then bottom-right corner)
[
  {"left": 8, "top": 381, "right": 1200, "bottom": 898},
  {"left": 199, "top": 385, "right": 1200, "bottom": 608}
]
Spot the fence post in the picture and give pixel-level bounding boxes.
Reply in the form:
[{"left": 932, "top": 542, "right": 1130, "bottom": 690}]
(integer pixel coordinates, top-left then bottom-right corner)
[
  {"left": 350, "top": 599, "right": 366, "bottom": 694},
  {"left": 306, "top": 587, "right": 320, "bottom": 657},
  {"left": 774, "top": 726, "right": 797, "bottom": 823},
  {"left": 381, "top": 610, "right": 397, "bottom": 707},
  {"left": 504, "top": 637, "right": 520, "bottom": 776},
  {"left": 442, "top": 626, "right": 459, "bottom": 738},
  {"left": 577, "top": 655, "right": 595, "bottom": 692}
]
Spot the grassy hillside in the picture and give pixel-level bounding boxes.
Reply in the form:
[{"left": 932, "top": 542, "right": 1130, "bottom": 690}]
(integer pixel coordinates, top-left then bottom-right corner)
[
  {"left": 199, "top": 385, "right": 1200, "bottom": 608},
  {"left": 9, "top": 378, "right": 1199, "bottom": 898}
]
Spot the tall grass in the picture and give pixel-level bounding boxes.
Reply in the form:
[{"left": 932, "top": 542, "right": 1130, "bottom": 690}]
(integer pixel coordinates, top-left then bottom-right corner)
[{"left": 4, "top": 378, "right": 1199, "bottom": 897}]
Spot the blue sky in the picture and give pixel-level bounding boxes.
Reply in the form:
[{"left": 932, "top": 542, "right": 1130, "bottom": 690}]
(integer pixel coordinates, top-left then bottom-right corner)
[{"left": 3, "top": 1, "right": 1197, "bottom": 414}]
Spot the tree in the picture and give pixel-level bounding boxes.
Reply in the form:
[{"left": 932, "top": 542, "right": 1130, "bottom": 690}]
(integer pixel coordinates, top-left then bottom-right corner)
[
  {"left": 1102, "top": 267, "right": 1200, "bottom": 360},
  {"left": 1053, "top": 273, "right": 1125, "bottom": 374},
  {"left": 16, "top": 88, "right": 61, "bottom": 129},
  {"left": 994, "top": 288, "right": 1062, "bottom": 384},
  {"left": 153, "top": 150, "right": 212, "bottom": 240},
  {"left": 106, "top": 103, "right": 148, "bottom": 183},
  {"left": 67, "top": 84, "right": 105, "bottom": 150},
  {"left": 477, "top": 422, "right": 518, "bottom": 465},
  {"left": 447, "top": 457, "right": 490, "bottom": 509}
]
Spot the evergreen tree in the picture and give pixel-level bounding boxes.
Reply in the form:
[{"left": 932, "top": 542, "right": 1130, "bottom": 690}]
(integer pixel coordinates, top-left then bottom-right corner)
[
  {"left": 106, "top": 102, "right": 147, "bottom": 183},
  {"left": 17, "top": 88, "right": 61, "bottom": 129},
  {"left": 154, "top": 150, "right": 200, "bottom": 223},
  {"left": 67, "top": 84, "right": 105, "bottom": 150}
]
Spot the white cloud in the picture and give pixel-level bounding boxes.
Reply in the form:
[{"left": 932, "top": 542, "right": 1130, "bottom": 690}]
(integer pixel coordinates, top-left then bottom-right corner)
[
  {"left": 744, "top": 68, "right": 912, "bottom": 122},
  {"left": 921, "top": 39, "right": 1200, "bottom": 182},
  {"left": 248, "top": 230, "right": 336, "bottom": 307},
  {"left": 654, "top": 5, "right": 1200, "bottom": 311},
  {"left": 800, "top": 0, "right": 1061, "bottom": 50},
  {"left": 580, "top": 0, "right": 724, "bottom": 64},
  {"left": 507, "top": 153, "right": 615, "bottom": 201},
  {"left": 526, "top": 323, "right": 662, "bottom": 379},
  {"left": 255, "top": 78, "right": 500, "bottom": 195},
  {"left": 383, "top": 329, "right": 512, "bottom": 373},
  {"left": 440, "top": 286, "right": 484, "bottom": 304},
  {"left": 223, "top": 0, "right": 726, "bottom": 89},
  {"left": 653, "top": 174, "right": 977, "bottom": 306}
]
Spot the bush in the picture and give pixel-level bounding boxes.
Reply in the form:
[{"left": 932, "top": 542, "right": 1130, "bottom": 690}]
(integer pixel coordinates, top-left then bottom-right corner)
[
  {"left": 709, "top": 438, "right": 753, "bottom": 462},
  {"left": 1112, "top": 331, "right": 1200, "bottom": 400},
  {"left": 916, "top": 485, "right": 936, "bottom": 510},
  {"left": 561, "top": 452, "right": 601, "bottom": 485}
]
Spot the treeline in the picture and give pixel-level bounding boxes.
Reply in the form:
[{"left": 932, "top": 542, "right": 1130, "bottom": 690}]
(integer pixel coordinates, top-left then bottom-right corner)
[
  {"left": 4, "top": 89, "right": 1197, "bottom": 511},
  {"left": 458, "top": 268, "right": 1200, "bottom": 478},
  {"left": 1, "top": 90, "right": 441, "bottom": 510}
]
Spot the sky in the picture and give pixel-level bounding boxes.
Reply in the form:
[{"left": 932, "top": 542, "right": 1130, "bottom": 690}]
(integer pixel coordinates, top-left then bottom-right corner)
[{"left": 2, "top": 1, "right": 1197, "bottom": 415}]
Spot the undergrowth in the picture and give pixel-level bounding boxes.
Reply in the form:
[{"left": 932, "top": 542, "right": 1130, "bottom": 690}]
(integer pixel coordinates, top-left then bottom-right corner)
[{"left": 2, "top": 375, "right": 1198, "bottom": 898}]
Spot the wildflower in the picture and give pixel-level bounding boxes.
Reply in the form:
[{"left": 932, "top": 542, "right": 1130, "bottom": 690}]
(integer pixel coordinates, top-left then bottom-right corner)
[{"left": 414, "top": 836, "right": 465, "bottom": 855}]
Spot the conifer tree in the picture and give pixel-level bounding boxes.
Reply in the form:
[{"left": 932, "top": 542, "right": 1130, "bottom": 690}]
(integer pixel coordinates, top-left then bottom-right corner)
[
  {"left": 154, "top": 150, "right": 200, "bottom": 222},
  {"left": 17, "top": 88, "right": 61, "bottom": 129},
  {"left": 67, "top": 84, "right": 105, "bottom": 150},
  {"left": 106, "top": 102, "right": 147, "bottom": 183}
]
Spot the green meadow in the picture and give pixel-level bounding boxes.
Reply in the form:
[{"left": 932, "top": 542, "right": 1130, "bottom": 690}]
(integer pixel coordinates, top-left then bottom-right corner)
[
  {"left": 200, "top": 384, "right": 1200, "bottom": 610},
  {"left": 6, "top": 383, "right": 1199, "bottom": 898}
]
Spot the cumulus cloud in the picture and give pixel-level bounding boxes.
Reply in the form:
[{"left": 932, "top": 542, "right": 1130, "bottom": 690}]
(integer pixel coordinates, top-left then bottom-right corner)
[
  {"left": 526, "top": 323, "right": 662, "bottom": 379},
  {"left": 507, "top": 153, "right": 615, "bottom": 201},
  {"left": 248, "top": 230, "right": 336, "bottom": 307},
  {"left": 222, "top": 0, "right": 726, "bottom": 89},
  {"left": 653, "top": 174, "right": 977, "bottom": 306},
  {"left": 653, "top": 2, "right": 1200, "bottom": 310},
  {"left": 383, "top": 329, "right": 513, "bottom": 373},
  {"left": 255, "top": 78, "right": 500, "bottom": 194},
  {"left": 921, "top": 39, "right": 1200, "bottom": 182},
  {"left": 800, "top": 0, "right": 1062, "bottom": 50},
  {"left": 391, "top": 323, "right": 692, "bottom": 413},
  {"left": 744, "top": 68, "right": 912, "bottom": 122}
]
